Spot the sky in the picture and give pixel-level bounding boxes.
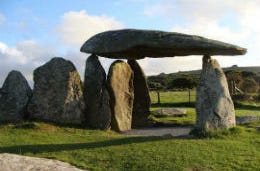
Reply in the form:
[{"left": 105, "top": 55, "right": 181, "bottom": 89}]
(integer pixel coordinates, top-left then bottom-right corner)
[{"left": 0, "top": 0, "right": 259, "bottom": 86}]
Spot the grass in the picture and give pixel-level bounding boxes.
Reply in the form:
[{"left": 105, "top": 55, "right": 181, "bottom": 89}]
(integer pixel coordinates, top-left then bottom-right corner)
[
  {"left": 150, "top": 91, "right": 260, "bottom": 126},
  {"left": 0, "top": 122, "right": 260, "bottom": 170},
  {"left": 0, "top": 91, "right": 260, "bottom": 170}
]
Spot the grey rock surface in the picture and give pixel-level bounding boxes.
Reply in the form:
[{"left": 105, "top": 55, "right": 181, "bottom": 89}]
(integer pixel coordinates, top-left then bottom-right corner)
[
  {"left": 128, "top": 60, "right": 151, "bottom": 127},
  {"left": 0, "top": 153, "right": 88, "bottom": 171},
  {"left": 0, "top": 70, "right": 32, "bottom": 122},
  {"left": 122, "top": 126, "right": 192, "bottom": 138},
  {"left": 84, "top": 54, "right": 111, "bottom": 129},
  {"left": 236, "top": 116, "right": 260, "bottom": 125},
  {"left": 196, "top": 55, "right": 236, "bottom": 130},
  {"left": 107, "top": 60, "right": 134, "bottom": 131},
  {"left": 80, "top": 29, "right": 247, "bottom": 59},
  {"left": 153, "top": 108, "right": 187, "bottom": 117},
  {"left": 28, "top": 57, "right": 85, "bottom": 124}
]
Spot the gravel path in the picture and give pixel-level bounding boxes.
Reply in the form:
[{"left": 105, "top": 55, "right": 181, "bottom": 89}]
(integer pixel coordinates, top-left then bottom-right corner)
[{"left": 122, "top": 126, "right": 193, "bottom": 138}]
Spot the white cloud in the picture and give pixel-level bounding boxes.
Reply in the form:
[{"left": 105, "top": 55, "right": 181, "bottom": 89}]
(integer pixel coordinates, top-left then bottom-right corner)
[
  {"left": 57, "top": 10, "right": 124, "bottom": 47},
  {"left": 0, "top": 41, "right": 56, "bottom": 86},
  {"left": 142, "top": 0, "right": 260, "bottom": 73},
  {"left": 0, "top": 13, "right": 5, "bottom": 25}
]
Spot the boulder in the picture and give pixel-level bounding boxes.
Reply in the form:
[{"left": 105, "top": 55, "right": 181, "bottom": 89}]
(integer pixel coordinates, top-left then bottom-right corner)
[
  {"left": 0, "top": 70, "right": 32, "bottom": 122},
  {"left": 80, "top": 29, "right": 247, "bottom": 59},
  {"left": 84, "top": 54, "right": 111, "bottom": 129},
  {"left": 28, "top": 57, "right": 85, "bottom": 124},
  {"left": 107, "top": 60, "right": 134, "bottom": 131},
  {"left": 0, "top": 153, "right": 88, "bottom": 171},
  {"left": 127, "top": 60, "right": 150, "bottom": 127},
  {"left": 196, "top": 55, "right": 236, "bottom": 130}
]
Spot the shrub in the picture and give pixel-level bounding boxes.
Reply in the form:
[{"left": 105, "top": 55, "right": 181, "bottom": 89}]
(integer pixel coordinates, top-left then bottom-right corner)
[{"left": 190, "top": 127, "right": 244, "bottom": 138}]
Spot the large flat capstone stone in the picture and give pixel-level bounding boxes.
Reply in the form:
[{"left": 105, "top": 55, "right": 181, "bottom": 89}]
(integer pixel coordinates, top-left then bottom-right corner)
[{"left": 80, "top": 29, "right": 247, "bottom": 59}]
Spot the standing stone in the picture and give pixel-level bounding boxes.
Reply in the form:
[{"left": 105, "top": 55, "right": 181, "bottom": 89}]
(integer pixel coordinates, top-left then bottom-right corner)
[
  {"left": 84, "top": 54, "right": 111, "bottom": 129},
  {"left": 0, "top": 70, "right": 32, "bottom": 122},
  {"left": 196, "top": 55, "right": 236, "bottom": 130},
  {"left": 107, "top": 60, "right": 134, "bottom": 131},
  {"left": 28, "top": 57, "right": 84, "bottom": 124},
  {"left": 127, "top": 60, "right": 150, "bottom": 127}
]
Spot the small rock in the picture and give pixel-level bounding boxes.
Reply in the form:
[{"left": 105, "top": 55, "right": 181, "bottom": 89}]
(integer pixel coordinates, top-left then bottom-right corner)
[
  {"left": 0, "top": 70, "right": 32, "bottom": 122},
  {"left": 236, "top": 116, "right": 260, "bottom": 125},
  {"left": 153, "top": 108, "right": 187, "bottom": 117},
  {"left": 107, "top": 60, "right": 134, "bottom": 131}
]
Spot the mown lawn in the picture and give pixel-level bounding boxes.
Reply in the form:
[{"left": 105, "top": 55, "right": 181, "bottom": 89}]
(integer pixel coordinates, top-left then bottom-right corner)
[
  {"left": 0, "top": 122, "right": 260, "bottom": 171},
  {"left": 0, "top": 91, "right": 259, "bottom": 171},
  {"left": 150, "top": 91, "right": 260, "bottom": 126}
]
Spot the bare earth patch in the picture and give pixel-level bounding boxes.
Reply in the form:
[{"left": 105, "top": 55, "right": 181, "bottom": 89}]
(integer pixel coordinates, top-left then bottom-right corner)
[{"left": 122, "top": 126, "right": 193, "bottom": 138}]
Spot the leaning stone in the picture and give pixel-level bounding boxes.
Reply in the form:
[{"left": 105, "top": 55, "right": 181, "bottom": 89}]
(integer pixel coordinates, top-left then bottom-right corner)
[
  {"left": 107, "top": 60, "right": 134, "bottom": 131},
  {"left": 80, "top": 29, "right": 247, "bottom": 59},
  {"left": 28, "top": 57, "right": 85, "bottom": 124},
  {"left": 196, "top": 55, "right": 236, "bottom": 130},
  {"left": 128, "top": 60, "right": 150, "bottom": 127},
  {"left": 0, "top": 153, "right": 88, "bottom": 171},
  {"left": 84, "top": 54, "right": 111, "bottom": 129},
  {"left": 0, "top": 70, "right": 32, "bottom": 122}
]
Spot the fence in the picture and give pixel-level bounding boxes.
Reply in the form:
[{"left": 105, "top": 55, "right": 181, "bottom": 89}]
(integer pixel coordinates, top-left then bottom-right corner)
[{"left": 150, "top": 90, "right": 196, "bottom": 107}]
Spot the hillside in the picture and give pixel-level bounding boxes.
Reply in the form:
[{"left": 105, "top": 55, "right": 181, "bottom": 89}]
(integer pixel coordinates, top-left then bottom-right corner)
[{"left": 147, "top": 66, "right": 260, "bottom": 90}]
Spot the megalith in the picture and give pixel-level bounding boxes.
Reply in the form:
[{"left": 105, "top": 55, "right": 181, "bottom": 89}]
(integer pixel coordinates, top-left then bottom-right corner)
[
  {"left": 107, "top": 60, "right": 134, "bottom": 131},
  {"left": 0, "top": 70, "right": 32, "bottom": 122},
  {"left": 84, "top": 54, "right": 111, "bottom": 129},
  {"left": 28, "top": 57, "right": 85, "bottom": 124},
  {"left": 127, "top": 60, "right": 151, "bottom": 127},
  {"left": 196, "top": 55, "right": 236, "bottom": 130}
]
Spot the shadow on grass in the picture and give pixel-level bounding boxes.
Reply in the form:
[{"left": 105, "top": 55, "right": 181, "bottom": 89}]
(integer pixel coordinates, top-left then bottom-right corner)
[
  {"left": 234, "top": 102, "right": 260, "bottom": 111},
  {"left": 0, "top": 136, "right": 164, "bottom": 154},
  {"left": 151, "top": 102, "right": 195, "bottom": 108}
]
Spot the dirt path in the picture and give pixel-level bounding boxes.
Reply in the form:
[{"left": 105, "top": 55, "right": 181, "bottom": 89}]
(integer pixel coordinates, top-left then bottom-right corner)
[{"left": 122, "top": 126, "right": 193, "bottom": 138}]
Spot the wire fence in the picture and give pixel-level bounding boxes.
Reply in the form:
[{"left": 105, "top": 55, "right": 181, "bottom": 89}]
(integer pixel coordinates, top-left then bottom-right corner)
[{"left": 150, "top": 90, "right": 196, "bottom": 107}]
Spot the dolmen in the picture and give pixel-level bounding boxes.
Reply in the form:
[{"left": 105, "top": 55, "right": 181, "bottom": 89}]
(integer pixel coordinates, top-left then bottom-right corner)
[{"left": 81, "top": 29, "right": 246, "bottom": 132}]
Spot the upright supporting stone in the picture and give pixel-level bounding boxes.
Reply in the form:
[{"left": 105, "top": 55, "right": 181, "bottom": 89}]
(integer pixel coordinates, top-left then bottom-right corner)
[
  {"left": 127, "top": 60, "right": 151, "bottom": 127},
  {"left": 28, "top": 57, "right": 85, "bottom": 124},
  {"left": 107, "top": 60, "right": 134, "bottom": 132},
  {"left": 196, "top": 55, "right": 236, "bottom": 130},
  {"left": 84, "top": 54, "right": 111, "bottom": 130},
  {"left": 0, "top": 70, "right": 32, "bottom": 122}
]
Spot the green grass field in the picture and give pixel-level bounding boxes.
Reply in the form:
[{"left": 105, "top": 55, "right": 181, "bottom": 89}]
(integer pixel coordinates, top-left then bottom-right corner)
[
  {"left": 1, "top": 122, "right": 260, "bottom": 171},
  {"left": 0, "top": 91, "right": 260, "bottom": 171},
  {"left": 150, "top": 91, "right": 260, "bottom": 126}
]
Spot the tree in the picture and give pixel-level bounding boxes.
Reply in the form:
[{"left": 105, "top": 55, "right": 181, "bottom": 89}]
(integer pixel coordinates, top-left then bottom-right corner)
[
  {"left": 241, "top": 71, "right": 256, "bottom": 78},
  {"left": 168, "top": 77, "right": 198, "bottom": 90},
  {"left": 239, "top": 78, "right": 259, "bottom": 94}
]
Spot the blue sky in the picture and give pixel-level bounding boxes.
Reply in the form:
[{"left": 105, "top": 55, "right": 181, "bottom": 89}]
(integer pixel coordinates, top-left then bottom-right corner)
[{"left": 0, "top": 0, "right": 259, "bottom": 86}]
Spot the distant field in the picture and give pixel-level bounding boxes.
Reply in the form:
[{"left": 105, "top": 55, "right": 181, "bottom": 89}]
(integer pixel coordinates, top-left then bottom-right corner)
[
  {"left": 150, "top": 90, "right": 196, "bottom": 105},
  {"left": 149, "top": 91, "right": 260, "bottom": 126}
]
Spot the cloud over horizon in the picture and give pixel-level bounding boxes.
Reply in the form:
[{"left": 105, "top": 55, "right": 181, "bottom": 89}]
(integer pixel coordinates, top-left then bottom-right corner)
[{"left": 0, "top": 1, "right": 259, "bottom": 87}]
